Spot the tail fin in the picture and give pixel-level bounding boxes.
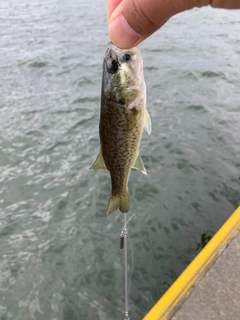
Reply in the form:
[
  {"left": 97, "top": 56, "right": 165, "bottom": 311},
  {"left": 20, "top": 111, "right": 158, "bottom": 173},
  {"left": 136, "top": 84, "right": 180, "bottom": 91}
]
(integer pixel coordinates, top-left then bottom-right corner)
[{"left": 106, "top": 191, "right": 130, "bottom": 216}]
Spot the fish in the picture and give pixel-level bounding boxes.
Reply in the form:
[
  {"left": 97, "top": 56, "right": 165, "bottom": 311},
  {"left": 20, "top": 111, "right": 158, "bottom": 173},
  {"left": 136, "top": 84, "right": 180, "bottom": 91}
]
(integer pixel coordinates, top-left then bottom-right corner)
[{"left": 91, "top": 42, "right": 151, "bottom": 216}]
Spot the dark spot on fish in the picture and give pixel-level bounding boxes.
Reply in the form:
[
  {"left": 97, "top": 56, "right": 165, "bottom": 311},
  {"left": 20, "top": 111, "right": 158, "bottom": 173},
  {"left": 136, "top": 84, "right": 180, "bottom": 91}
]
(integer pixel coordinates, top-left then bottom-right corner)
[
  {"left": 131, "top": 107, "right": 139, "bottom": 114},
  {"left": 119, "top": 98, "right": 125, "bottom": 105}
]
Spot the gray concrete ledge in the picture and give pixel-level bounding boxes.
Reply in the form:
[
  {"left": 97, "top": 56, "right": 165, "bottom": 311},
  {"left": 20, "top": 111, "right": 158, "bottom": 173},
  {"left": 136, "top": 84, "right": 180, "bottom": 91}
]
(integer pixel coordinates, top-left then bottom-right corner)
[{"left": 172, "top": 232, "right": 240, "bottom": 320}]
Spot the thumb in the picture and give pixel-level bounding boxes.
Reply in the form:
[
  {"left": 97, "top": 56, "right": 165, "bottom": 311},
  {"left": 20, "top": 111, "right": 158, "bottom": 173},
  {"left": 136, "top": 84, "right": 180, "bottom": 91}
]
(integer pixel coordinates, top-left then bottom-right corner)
[{"left": 108, "top": 0, "right": 206, "bottom": 49}]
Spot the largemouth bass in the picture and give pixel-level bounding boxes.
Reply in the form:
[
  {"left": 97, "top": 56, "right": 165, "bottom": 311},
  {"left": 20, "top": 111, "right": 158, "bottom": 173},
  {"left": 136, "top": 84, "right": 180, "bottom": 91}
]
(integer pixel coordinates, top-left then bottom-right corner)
[{"left": 91, "top": 42, "right": 151, "bottom": 216}]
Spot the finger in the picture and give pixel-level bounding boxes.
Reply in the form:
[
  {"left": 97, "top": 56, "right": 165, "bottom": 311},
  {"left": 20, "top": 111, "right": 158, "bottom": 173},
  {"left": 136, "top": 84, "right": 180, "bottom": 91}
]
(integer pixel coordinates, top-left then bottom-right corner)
[
  {"left": 108, "top": 0, "right": 210, "bottom": 49},
  {"left": 108, "top": 0, "right": 123, "bottom": 22},
  {"left": 211, "top": 0, "right": 240, "bottom": 9}
]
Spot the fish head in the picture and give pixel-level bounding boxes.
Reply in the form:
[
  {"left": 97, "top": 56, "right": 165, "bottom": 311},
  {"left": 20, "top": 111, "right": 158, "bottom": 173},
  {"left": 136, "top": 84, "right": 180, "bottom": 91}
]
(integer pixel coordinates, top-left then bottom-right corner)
[{"left": 103, "top": 42, "right": 144, "bottom": 93}]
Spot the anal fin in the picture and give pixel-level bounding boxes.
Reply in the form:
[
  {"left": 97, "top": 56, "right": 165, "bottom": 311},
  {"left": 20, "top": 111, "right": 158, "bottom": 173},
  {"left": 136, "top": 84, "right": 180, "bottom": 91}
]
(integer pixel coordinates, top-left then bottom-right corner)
[{"left": 132, "top": 154, "right": 147, "bottom": 175}]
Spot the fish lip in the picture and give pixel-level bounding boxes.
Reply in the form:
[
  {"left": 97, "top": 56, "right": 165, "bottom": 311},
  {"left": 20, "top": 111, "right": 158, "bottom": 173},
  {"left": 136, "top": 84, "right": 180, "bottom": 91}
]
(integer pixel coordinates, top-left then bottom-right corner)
[
  {"left": 106, "top": 42, "right": 140, "bottom": 63},
  {"left": 107, "top": 41, "right": 139, "bottom": 53}
]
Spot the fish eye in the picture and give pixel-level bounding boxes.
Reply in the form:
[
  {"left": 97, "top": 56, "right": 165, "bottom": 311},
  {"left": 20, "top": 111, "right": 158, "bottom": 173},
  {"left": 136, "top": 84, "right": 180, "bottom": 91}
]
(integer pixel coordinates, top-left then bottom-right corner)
[
  {"left": 123, "top": 54, "right": 131, "bottom": 63},
  {"left": 111, "top": 60, "right": 118, "bottom": 72},
  {"left": 107, "top": 59, "right": 119, "bottom": 73}
]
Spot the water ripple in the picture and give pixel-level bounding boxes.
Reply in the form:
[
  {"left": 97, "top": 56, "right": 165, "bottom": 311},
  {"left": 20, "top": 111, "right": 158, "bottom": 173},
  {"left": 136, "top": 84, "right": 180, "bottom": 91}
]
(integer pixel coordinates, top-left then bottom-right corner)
[{"left": 0, "top": 2, "right": 240, "bottom": 320}]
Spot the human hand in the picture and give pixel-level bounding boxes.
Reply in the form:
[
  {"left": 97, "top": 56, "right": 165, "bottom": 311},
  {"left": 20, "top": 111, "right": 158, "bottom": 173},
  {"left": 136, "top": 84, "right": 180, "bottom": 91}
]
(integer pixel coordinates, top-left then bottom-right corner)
[{"left": 108, "top": 0, "right": 240, "bottom": 49}]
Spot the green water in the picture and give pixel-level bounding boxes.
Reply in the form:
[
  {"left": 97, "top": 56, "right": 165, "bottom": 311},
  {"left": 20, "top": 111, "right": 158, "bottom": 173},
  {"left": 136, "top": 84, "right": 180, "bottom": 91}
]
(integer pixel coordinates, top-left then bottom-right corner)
[{"left": 0, "top": 1, "right": 240, "bottom": 319}]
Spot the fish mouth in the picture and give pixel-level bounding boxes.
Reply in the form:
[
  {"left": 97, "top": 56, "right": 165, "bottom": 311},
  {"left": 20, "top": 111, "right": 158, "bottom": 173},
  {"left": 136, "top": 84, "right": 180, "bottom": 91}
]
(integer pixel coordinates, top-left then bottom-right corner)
[
  {"left": 106, "top": 42, "right": 140, "bottom": 66},
  {"left": 107, "top": 42, "right": 140, "bottom": 55},
  {"left": 104, "top": 43, "right": 141, "bottom": 77}
]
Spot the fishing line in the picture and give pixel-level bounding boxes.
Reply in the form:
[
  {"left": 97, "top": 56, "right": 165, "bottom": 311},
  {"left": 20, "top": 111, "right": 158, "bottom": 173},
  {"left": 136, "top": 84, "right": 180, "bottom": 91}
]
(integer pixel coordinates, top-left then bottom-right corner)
[
  {"left": 120, "top": 213, "right": 135, "bottom": 240},
  {"left": 120, "top": 213, "right": 135, "bottom": 320},
  {"left": 120, "top": 214, "right": 135, "bottom": 293},
  {"left": 127, "top": 226, "right": 134, "bottom": 298}
]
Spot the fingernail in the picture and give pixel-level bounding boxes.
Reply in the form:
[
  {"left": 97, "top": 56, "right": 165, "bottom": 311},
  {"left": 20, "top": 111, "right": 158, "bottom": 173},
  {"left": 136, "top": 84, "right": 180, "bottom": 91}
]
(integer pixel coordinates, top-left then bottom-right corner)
[{"left": 109, "top": 15, "right": 140, "bottom": 49}]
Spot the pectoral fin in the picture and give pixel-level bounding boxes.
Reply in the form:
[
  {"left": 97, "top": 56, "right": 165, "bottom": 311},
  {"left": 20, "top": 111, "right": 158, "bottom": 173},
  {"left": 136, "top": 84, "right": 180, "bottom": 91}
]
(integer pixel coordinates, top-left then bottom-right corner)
[
  {"left": 132, "top": 154, "right": 147, "bottom": 175},
  {"left": 90, "top": 151, "right": 107, "bottom": 170},
  {"left": 144, "top": 109, "right": 152, "bottom": 135}
]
